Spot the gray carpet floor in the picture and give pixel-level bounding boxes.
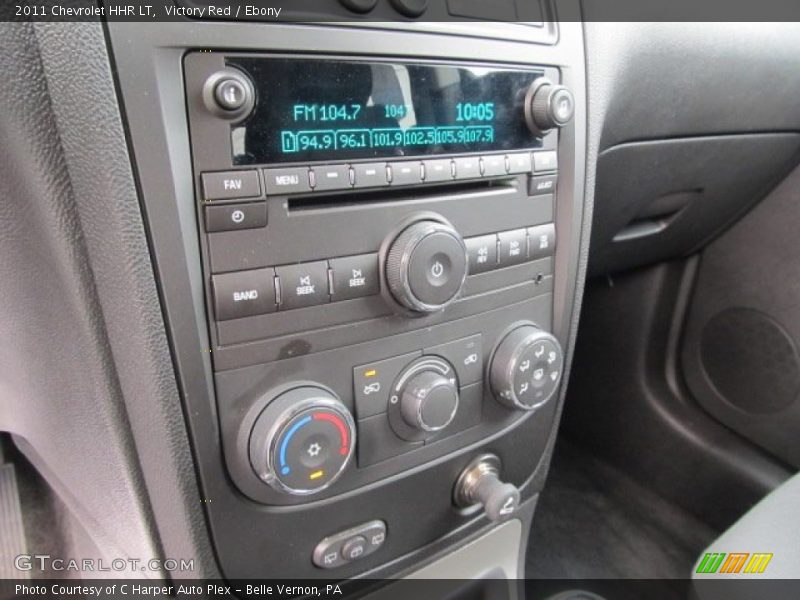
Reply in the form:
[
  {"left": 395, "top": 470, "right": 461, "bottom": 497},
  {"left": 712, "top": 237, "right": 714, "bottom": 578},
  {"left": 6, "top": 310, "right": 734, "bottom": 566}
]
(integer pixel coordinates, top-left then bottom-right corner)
[{"left": 526, "top": 441, "right": 718, "bottom": 579}]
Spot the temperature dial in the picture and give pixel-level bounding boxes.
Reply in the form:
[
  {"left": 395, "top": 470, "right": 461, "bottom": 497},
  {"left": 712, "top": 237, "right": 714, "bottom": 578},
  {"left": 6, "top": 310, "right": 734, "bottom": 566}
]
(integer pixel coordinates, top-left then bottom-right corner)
[
  {"left": 249, "top": 386, "right": 356, "bottom": 495},
  {"left": 490, "top": 325, "right": 564, "bottom": 411}
]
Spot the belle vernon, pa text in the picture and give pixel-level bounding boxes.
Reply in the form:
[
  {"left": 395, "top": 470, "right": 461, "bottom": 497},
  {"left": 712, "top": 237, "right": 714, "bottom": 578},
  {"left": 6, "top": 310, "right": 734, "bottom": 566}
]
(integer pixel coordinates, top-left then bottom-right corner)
[{"left": 16, "top": 584, "right": 343, "bottom": 597}]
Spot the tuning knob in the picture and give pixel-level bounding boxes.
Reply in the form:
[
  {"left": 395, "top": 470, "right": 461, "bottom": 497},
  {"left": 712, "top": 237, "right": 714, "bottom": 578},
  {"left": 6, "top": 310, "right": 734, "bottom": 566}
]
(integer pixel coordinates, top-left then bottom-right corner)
[
  {"left": 385, "top": 219, "right": 468, "bottom": 313},
  {"left": 454, "top": 454, "right": 520, "bottom": 522},
  {"left": 524, "top": 79, "right": 575, "bottom": 135},
  {"left": 490, "top": 325, "right": 564, "bottom": 411},
  {"left": 249, "top": 386, "right": 356, "bottom": 495}
]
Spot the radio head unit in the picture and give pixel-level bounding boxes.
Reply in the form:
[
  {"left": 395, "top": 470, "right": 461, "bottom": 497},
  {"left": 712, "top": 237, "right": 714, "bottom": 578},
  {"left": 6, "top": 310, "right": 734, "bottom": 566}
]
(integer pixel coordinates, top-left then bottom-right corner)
[
  {"left": 227, "top": 57, "right": 545, "bottom": 165},
  {"left": 186, "top": 53, "right": 572, "bottom": 175}
]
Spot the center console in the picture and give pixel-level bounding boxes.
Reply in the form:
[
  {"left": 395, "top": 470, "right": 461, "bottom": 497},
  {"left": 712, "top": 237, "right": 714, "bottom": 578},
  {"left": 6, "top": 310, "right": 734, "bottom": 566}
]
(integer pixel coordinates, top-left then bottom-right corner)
[{"left": 108, "top": 13, "right": 587, "bottom": 582}]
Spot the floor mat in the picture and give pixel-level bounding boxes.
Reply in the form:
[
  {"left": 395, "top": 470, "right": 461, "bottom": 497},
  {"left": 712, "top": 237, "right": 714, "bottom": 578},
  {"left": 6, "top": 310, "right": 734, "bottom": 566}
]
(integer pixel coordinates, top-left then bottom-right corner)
[{"left": 527, "top": 440, "right": 718, "bottom": 579}]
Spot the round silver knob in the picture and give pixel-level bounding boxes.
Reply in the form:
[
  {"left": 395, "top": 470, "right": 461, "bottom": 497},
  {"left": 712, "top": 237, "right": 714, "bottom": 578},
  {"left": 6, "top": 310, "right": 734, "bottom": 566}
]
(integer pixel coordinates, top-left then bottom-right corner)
[
  {"left": 385, "top": 219, "right": 468, "bottom": 313},
  {"left": 400, "top": 370, "right": 459, "bottom": 432},
  {"left": 524, "top": 79, "right": 575, "bottom": 135},
  {"left": 490, "top": 325, "right": 564, "bottom": 411},
  {"left": 202, "top": 68, "right": 255, "bottom": 121},
  {"left": 454, "top": 454, "right": 520, "bottom": 522},
  {"left": 248, "top": 386, "right": 356, "bottom": 496}
]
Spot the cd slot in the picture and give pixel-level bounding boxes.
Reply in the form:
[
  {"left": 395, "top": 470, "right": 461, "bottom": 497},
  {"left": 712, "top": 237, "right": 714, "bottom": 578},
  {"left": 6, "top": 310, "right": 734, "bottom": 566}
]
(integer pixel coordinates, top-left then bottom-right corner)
[{"left": 287, "top": 178, "right": 518, "bottom": 212}]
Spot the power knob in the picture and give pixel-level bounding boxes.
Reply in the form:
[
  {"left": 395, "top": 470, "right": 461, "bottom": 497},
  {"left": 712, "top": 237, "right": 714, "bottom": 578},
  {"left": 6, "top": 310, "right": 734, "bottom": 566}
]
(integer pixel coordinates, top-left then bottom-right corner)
[
  {"left": 202, "top": 68, "right": 256, "bottom": 121},
  {"left": 524, "top": 79, "right": 575, "bottom": 135},
  {"left": 385, "top": 219, "right": 468, "bottom": 313},
  {"left": 490, "top": 325, "right": 564, "bottom": 411}
]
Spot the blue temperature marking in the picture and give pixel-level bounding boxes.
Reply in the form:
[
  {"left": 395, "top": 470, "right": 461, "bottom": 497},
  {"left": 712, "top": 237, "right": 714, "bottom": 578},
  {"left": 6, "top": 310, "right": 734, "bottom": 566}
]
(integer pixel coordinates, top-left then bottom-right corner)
[{"left": 279, "top": 415, "right": 312, "bottom": 475}]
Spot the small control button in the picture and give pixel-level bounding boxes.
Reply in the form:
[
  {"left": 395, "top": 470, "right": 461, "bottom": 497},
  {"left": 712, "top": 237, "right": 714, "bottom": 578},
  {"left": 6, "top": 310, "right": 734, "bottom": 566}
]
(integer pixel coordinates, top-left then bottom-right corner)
[
  {"left": 311, "top": 165, "right": 352, "bottom": 192},
  {"left": 276, "top": 262, "right": 329, "bottom": 310},
  {"left": 353, "top": 162, "right": 389, "bottom": 188},
  {"left": 481, "top": 155, "right": 506, "bottom": 177},
  {"left": 264, "top": 167, "right": 312, "bottom": 195},
  {"left": 357, "top": 413, "right": 423, "bottom": 467},
  {"left": 533, "top": 151, "right": 558, "bottom": 173},
  {"left": 498, "top": 229, "right": 529, "bottom": 266},
  {"left": 214, "top": 78, "right": 248, "bottom": 111},
  {"left": 507, "top": 152, "right": 533, "bottom": 174},
  {"left": 212, "top": 268, "right": 276, "bottom": 321},
  {"left": 341, "top": 536, "right": 368, "bottom": 562},
  {"left": 389, "top": 161, "right": 423, "bottom": 186},
  {"left": 425, "top": 334, "right": 483, "bottom": 386},
  {"left": 530, "top": 174, "right": 558, "bottom": 196},
  {"left": 312, "top": 520, "right": 387, "bottom": 569},
  {"left": 330, "top": 254, "right": 380, "bottom": 301},
  {"left": 465, "top": 234, "right": 498, "bottom": 274},
  {"left": 528, "top": 223, "right": 556, "bottom": 259},
  {"left": 201, "top": 170, "right": 260, "bottom": 201},
  {"left": 204, "top": 202, "right": 266, "bottom": 232},
  {"left": 354, "top": 351, "right": 420, "bottom": 418},
  {"left": 423, "top": 159, "right": 454, "bottom": 183},
  {"left": 361, "top": 521, "right": 387, "bottom": 552},
  {"left": 454, "top": 157, "right": 481, "bottom": 180}
]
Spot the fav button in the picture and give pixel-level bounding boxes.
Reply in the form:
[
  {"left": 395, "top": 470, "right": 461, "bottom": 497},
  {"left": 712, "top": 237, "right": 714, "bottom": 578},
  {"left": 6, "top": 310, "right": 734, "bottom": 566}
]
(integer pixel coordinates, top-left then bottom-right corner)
[
  {"left": 212, "top": 268, "right": 276, "bottom": 321},
  {"left": 329, "top": 254, "right": 380, "bottom": 301},
  {"left": 276, "top": 262, "right": 330, "bottom": 310},
  {"left": 201, "top": 170, "right": 261, "bottom": 201}
]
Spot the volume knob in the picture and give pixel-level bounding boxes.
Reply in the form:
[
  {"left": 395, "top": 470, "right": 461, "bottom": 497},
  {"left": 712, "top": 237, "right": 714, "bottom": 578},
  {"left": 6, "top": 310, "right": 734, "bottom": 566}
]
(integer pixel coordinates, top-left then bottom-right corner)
[
  {"left": 385, "top": 219, "right": 468, "bottom": 313},
  {"left": 524, "top": 79, "right": 575, "bottom": 135}
]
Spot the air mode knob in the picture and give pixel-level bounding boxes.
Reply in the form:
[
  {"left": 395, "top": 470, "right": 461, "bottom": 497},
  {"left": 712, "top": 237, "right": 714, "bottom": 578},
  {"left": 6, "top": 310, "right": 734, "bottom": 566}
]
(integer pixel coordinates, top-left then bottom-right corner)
[
  {"left": 490, "top": 325, "right": 564, "bottom": 411},
  {"left": 385, "top": 219, "right": 468, "bottom": 313},
  {"left": 524, "top": 79, "right": 575, "bottom": 135},
  {"left": 249, "top": 386, "right": 356, "bottom": 495}
]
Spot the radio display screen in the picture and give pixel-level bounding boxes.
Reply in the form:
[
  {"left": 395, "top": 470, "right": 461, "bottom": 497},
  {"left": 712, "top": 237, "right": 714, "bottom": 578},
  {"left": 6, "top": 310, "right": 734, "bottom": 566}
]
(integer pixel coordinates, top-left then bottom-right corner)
[{"left": 228, "top": 57, "right": 544, "bottom": 165}]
